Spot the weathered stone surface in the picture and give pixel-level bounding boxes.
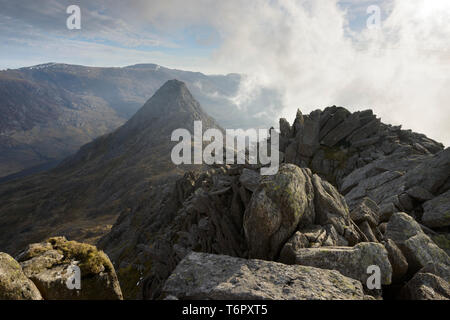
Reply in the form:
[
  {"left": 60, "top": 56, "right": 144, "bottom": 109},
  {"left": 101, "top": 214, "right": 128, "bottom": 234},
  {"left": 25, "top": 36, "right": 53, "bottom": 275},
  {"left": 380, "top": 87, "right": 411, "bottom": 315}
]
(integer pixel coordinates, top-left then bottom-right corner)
[
  {"left": 350, "top": 197, "right": 379, "bottom": 227},
  {"left": 419, "top": 263, "right": 450, "bottom": 282},
  {"left": 398, "top": 193, "right": 414, "bottom": 212},
  {"left": 302, "top": 225, "right": 328, "bottom": 246},
  {"left": 400, "top": 272, "right": 450, "bottom": 300},
  {"left": 383, "top": 239, "right": 408, "bottom": 282},
  {"left": 319, "top": 108, "right": 350, "bottom": 141},
  {"left": 321, "top": 113, "right": 361, "bottom": 147},
  {"left": 312, "top": 174, "right": 359, "bottom": 244},
  {"left": 385, "top": 212, "right": 423, "bottom": 242},
  {"left": 422, "top": 190, "right": 450, "bottom": 228},
  {"left": 162, "top": 252, "right": 368, "bottom": 300},
  {"left": 379, "top": 203, "right": 396, "bottom": 223},
  {"left": 18, "top": 237, "right": 123, "bottom": 300},
  {"left": 279, "top": 232, "right": 309, "bottom": 264},
  {"left": 358, "top": 221, "right": 379, "bottom": 243},
  {"left": 296, "top": 115, "right": 320, "bottom": 157},
  {"left": 0, "top": 252, "right": 42, "bottom": 300},
  {"left": 280, "top": 243, "right": 392, "bottom": 286},
  {"left": 352, "top": 136, "right": 380, "bottom": 148},
  {"left": 403, "top": 234, "right": 450, "bottom": 273},
  {"left": 243, "top": 164, "right": 315, "bottom": 260},
  {"left": 239, "top": 168, "right": 261, "bottom": 192},
  {"left": 279, "top": 118, "right": 292, "bottom": 137},
  {"left": 431, "top": 233, "right": 450, "bottom": 256},
  {"left": 404, "top": 148, "right": 450, "bottom": 194},
  {"left": 345, "top": 171, "right": 404, "bottom": 205},
  {"left": 385, "top": 213, "right": 450, "bottom": 273},
  {"left": 347, "top": 119, "right": 380, "bottom": 143},
  {"left": 406, "top": 186, "right": 434, "bottom": 201},
  {"left": 379, "top": 222, "right": 387, "bottom": 234}
]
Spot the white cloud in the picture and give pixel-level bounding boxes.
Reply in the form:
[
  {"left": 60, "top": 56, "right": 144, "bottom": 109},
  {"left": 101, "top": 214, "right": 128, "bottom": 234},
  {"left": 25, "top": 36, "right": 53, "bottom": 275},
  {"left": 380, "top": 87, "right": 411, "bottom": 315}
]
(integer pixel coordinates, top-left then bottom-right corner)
[{"left": 172, "top": 0, "right": 450, "bottom": 145}]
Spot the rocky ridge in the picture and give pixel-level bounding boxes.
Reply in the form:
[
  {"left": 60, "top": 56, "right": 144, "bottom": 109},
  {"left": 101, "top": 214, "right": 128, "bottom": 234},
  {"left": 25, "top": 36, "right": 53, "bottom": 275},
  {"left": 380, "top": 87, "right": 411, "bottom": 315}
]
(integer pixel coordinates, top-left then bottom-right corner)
[{"left": 100, "top": 104, "right": 449, "bottom": 300}]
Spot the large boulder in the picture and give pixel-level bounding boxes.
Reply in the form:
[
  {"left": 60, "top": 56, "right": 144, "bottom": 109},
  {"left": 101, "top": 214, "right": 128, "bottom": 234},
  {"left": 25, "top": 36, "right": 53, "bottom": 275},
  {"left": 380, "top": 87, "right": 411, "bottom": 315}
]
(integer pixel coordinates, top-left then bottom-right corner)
[
  {"left": 162, "top": 252, "right": 369, "bottom": 300},
  {"left": 279, "top": 242, "right": 392, "bottom": 287},
  {"left": 311, "top": 175, "right": 360, "bottom": 245},
  {"left": 400, "top": 272, "right": 450, "bottom": 300},
  {"left": 422, "top": 190, "right": 450, "bottom": 228},
  {"left": 385, "top": 213, "right": 450, "bottom": 273},
  {"left": 0, "top": 252, "right": 42, "bottom": 300},
  {"left": 243, "top": 164, "right": 315, "bottom": 260},
  {"left": 18, "top": 237, "right": 123, "bottom": 300}
]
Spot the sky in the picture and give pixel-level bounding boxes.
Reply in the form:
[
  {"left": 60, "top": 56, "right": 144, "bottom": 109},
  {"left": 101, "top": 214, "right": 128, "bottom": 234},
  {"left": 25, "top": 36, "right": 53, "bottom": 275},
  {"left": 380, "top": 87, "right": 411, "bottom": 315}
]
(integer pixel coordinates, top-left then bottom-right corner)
[{"left": 1, "top": 0, "right": 449, "bottom": 145}]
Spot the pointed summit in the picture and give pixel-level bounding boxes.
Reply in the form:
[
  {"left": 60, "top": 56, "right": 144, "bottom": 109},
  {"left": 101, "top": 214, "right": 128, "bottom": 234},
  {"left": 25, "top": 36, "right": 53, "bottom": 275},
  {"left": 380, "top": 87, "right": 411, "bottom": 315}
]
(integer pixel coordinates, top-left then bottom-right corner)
[{"left": 122, "top": 79, "right": 219, "bottom": 135}]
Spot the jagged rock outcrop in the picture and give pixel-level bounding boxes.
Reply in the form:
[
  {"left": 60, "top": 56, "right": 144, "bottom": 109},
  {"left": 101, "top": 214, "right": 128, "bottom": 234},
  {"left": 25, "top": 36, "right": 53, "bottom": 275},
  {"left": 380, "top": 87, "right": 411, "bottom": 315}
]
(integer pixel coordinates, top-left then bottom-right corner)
[
  {"left": 99, "top": 163, "right": 363, "bottom": 299},
  {"left": 0, "top": 252, "right": 43, "bottom": 300},
  {"left": 280, "top": 107, "right": 448, "bottom": 225},
  {"left": 93, "top": 105, "right": 449, "bottom": 301},
  {"left": 17, "top": 237, "right": 122, "bottom": 300},
  {"left": 162, "top": 252, "right": 369, "bottom": 300},
  {"left": 278, "top": 107, "right": 449, "bottom": 298}
]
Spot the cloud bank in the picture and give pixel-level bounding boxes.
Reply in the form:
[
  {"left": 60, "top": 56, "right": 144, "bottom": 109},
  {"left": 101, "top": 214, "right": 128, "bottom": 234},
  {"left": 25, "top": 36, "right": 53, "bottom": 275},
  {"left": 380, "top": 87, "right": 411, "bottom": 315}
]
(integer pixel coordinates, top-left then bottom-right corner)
[{"left": 168, "top": 0, "right": 449, "bottom": 146}]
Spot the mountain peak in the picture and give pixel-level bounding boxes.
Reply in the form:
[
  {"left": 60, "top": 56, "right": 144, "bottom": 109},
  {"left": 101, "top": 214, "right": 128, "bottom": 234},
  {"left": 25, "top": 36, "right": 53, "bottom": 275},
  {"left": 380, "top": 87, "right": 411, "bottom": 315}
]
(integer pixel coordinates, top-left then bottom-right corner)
[
  {"left": 127, "top": 79, "right": 204, "bottom": 122},
  {"left": 157, "top": 79, "right": 189, "bottom": 95},
  {"left": 114, "top": 79, "right": 221, "bottom": 143}
]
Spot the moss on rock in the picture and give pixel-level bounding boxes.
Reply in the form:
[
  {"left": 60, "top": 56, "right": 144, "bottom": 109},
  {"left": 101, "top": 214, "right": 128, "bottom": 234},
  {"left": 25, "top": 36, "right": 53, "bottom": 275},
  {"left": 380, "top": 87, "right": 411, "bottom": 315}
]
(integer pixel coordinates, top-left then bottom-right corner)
[{"left": 47, "top": 236, "right": 113, "bottom": 275}]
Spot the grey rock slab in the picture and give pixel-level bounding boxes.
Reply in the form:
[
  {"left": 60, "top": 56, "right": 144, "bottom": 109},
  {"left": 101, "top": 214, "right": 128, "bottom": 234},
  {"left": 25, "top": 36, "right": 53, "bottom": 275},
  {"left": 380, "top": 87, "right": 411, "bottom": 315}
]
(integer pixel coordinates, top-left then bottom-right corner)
[{"left": 162, "top": 252, "right": 368, "bottom": 300}]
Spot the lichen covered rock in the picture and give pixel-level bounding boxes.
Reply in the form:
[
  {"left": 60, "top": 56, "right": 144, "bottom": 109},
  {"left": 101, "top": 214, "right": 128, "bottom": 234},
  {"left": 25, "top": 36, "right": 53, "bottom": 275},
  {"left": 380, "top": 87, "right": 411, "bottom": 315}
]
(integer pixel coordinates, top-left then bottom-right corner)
[
  {"left": 243, "top": 164, "right": 315, "bottom": 260},
  {"left": 18, "top": 237, "right": 123, "bottom": 300},
  {"left": 0, "top": 252, "right": 42, "bottom": 300}
]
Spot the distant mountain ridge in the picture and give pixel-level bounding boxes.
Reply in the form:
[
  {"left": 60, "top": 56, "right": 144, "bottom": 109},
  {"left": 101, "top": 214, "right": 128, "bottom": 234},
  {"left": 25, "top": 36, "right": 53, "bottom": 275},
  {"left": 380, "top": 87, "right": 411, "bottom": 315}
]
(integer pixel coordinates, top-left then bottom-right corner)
[{"left": 0, "top": 63, "right": 280, "bottom": 178}]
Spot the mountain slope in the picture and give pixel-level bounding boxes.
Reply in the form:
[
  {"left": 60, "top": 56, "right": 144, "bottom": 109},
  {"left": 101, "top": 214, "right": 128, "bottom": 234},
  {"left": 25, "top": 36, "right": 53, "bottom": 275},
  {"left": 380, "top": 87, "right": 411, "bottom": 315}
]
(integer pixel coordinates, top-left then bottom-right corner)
[
  {"left": 0, "top": 80, "right": 220, "bottom": 254},
  {"left": 0, "top": 63, "right": 280, "bottom": 178}
]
